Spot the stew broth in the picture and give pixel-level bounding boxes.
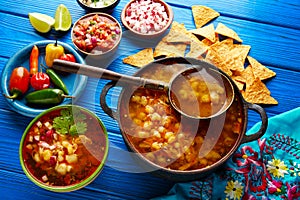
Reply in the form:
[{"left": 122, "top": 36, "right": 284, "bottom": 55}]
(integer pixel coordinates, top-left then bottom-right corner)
[
  {"left": 22, "top": 107, "right": 107, "bottom": 186},
  {"left": 121, "top": 63, "right": 244, "bottom": 171},
  {"left": 170, "top": 69, "right": 228, "bottom": 118}
]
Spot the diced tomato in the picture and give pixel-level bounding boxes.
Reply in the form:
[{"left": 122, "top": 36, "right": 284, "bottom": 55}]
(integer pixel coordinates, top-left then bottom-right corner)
[{"left": 72, "top": 14, "right": 121, "bottom": 54}]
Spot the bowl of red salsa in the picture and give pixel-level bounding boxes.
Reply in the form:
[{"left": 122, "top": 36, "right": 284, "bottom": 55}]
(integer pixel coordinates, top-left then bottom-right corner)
[
  {"left": 19, "top": 105, "right": 109, "bottom": 192},
  {"left": 72, "top": 13, "right": 122, "bottom": 57}
]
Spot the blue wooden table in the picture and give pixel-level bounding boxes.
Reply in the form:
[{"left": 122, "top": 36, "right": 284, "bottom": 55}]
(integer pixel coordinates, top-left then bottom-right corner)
[{"left": 0, "top": 0, "right": 299, "bottom": 199}]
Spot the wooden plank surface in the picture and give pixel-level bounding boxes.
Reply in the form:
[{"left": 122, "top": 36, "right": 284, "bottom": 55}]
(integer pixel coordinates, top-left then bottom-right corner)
[{"left": 0, "top": 0, "right": 299, "bottom": 199}]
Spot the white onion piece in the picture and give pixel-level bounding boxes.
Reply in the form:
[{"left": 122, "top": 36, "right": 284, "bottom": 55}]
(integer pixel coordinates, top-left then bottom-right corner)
[{"left": 125, "top": 0, "right": 169, "bottom": 34}]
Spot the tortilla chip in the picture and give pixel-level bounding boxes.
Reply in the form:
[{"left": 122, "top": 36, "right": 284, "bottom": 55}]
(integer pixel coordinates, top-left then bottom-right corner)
[
  {"left": 215, "top": 23, "right": 243, "bottom": 42},
  {"left": 232, "top": 79, "right": 245, "bottom": 91},
  {"left": 227, "top": 45, "right": 251, "bottom": 72},
  {"left": 189, "top": 24, "right": 216, "bottom": 42},
  {"left": 241, "top": 66, "right": 256, "bottom": 85},
  {"left": 202, "top": 38, "right": 215, "bottom": 46},
  {"left": 208, "top": 38, "right": 234, "bottom": 60},
  {"left": 205, "top": 50, "right": 232, "bottom": 76},
  {"left": 123, "top": 48, "right": 154, "bottom": 68},
  {"left": 247, "top": 56, "right": 276, "bottom": 80},
  {"left": 186, "top": 39, "right": 208, "bottom": 58},
  {"left": 192, "top": 5, "right": 220, "bottom": 28},
  {"left": 165, "top": 22, "right": 192, "bottom": 44},
  {"left": 231, "top": 71, "right": 246, "bottom": 83},
  {"left": 153, "top": 39, "right": 187, "bottom": 58},
  {"left": 243, "top": 77, "right": 278, "bottom": 104}
]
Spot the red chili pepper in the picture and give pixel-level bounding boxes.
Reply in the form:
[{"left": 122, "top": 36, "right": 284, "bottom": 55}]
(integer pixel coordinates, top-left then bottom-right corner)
[
  {"left": 29, "top": 45, "right": 39, "bottom": 76},
  {"left": 4, "top": 67, "right": 30, "bottom": 99},
  {"left": 30, "top": 72, "right": 50, "bottom": 90},
  {"left": 59, "top": 53, "right": 76, "bottom": 62}
]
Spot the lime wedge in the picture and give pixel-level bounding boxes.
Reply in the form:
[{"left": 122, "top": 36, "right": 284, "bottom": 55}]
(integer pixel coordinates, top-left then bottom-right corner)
[
  {"left": 28, "top": 13, "right": 55, "bottom": 33},
  {"left": 54, "top": 4, "right": 72, "bottom": 31}
]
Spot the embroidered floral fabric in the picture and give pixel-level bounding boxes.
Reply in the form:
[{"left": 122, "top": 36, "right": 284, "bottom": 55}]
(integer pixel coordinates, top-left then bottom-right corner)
[{"left": 153, "top": 107, "right": 300, "bottom": 200}]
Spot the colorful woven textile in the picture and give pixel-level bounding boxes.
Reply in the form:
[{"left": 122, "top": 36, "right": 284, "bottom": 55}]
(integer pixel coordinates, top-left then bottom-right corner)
[{"left": 154, "top": 107, "right": 300, "bottom": 200}]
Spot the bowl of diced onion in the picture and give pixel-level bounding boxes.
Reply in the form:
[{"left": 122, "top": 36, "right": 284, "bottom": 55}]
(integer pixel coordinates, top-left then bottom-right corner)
[
  {"left": 19, "top": 105, "right": 109, "bottom": 192},
  {"left": 76, "top": 0, "right": 120, "bottom": 12},
  {"left": 121, "top": 0, "right": 173, "bottom": 38}
]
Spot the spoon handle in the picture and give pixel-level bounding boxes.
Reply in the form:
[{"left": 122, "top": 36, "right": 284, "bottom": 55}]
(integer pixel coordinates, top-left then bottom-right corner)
[{"left": 52, "top": 59, "right": 167, "bottom": 91}]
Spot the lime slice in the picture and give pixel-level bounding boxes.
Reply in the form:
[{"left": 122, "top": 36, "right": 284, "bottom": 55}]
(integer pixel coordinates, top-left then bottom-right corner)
[
  {"left": 54, "top": 4, "right": 72, "bottom": 31},
  {"left": 28, "top": 13, "right": 55, "bottom": 33}
]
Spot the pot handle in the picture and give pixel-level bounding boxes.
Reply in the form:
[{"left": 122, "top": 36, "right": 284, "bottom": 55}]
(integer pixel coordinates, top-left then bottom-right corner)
[
  {"left": 241, "top": 103, "right": 268, "bottom": 144},
  {"left": 100, "top": 81, "right": 118, "bottom": 120}
]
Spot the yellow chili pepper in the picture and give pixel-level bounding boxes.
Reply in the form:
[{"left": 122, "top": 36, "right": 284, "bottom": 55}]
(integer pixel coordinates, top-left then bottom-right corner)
[{"left": 45, "top": 40, "right": 64, "bottom": 67}]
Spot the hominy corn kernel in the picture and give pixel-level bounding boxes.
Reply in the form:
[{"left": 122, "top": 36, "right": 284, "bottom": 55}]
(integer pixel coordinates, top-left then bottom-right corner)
[
  {"left": 138, "top": 112, "right": 147, "bottom": 120},
  {"left": 36, "top": 121, "right": 42, "bottom": 128},
  {"left": 133, "top": 118, "right": 142, "bottom": 126},
  {"left": 55, "top": 163, "right": 67, "bottom": 175},
  {"left": 179, "top": 89, "right": 188, "bottom": 99},
  {"left": 138, "top": 131, "right": 148, "bottom": 138},
  {"left": 33, "top": 153, "right": 41, "bottom": 163},
  {"left": 34, "top": 127, "right": 39, "bottom": 134},
  {"left": 131, "top": 95, "right": 140, "bottom": 102},
  {"left": 199, "top": 158, "right": 208, "bottom": 166},
  {"left": 158, "top": 126, "right": 165, "bottom": 133},
  {"left": 174, "top": 142, "right": 180, "bottom": 149},
  {"left": 152, "top": 141, "right": 162, "bottom": 150},
  {"left": 152, "top": 130, "right": 161, "bottom": 138},
  {"left": 143, "top": 121, "right": 152, "bottom": 130},
  {"left": 150, "top": 112, "right": 161, "bottom": 121},
  {"left": 67, "top": 165, "right": 73, "bottom": 172},
  {"left": 201, "top": 94, "right": 211, "bottom": 103},
  {"left": 145, "top": 105, "right": 154, "bottom": 114},
  {"left": 210, "top": 91, "right": 220, "bottom": 104},
  {"left": 66, "top": 154, "right": 78, "bottom": 164},
  {"left": 140, "top": 96, "right": 148, "bottom": 106},
  {"left": 44, "top": 121, "right": 52, "bottom": 129},
  {"left": 42, "top": 149, "right": 52, "bottom": 161},
  {"left": 165, "top": 132, "right": 173, "bottom": 140}
]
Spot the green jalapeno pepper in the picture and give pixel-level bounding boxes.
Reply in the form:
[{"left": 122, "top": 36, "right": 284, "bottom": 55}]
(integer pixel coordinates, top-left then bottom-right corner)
[
  {"left": 25, "top": 88, "right": 73, "bottom": 105},
  {"left": 46, "top": 68, "right": 69, "bottom": 95}
]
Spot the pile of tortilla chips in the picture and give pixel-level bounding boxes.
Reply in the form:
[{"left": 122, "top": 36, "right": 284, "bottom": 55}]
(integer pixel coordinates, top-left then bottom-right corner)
[{"left": 123, "top": 5, "right": 277, "bottom": 105}]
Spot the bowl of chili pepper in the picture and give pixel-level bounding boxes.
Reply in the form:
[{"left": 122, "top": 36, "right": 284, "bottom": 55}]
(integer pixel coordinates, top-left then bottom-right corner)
[
  {"left": 71, "top": 13, "right": 122, "bottom": 58},
  {"left": 1, "top": 40, "right": 88, "bottom": 117}
]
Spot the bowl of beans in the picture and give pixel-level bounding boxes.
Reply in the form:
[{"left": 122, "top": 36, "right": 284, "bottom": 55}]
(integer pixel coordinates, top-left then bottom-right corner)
[
  {"left": 100, "top": 57, "right": 268, "bottom": 182},
  {"left": 121, "top": 0, "right": 173, "bottom": 38},
  {"left": 76, "top": 0, "right": 120, "bottom": 12},
  {"left": 71, "top": 13, "right": 122, "bottom": 57},
  {"left": 19, "top": 105, "right": 109, "bottom": 192}
]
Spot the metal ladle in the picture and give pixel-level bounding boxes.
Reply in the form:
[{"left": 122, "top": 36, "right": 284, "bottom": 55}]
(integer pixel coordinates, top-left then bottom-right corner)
[{"left": 52, "top": 59, "right": 235, "bottom": 119}]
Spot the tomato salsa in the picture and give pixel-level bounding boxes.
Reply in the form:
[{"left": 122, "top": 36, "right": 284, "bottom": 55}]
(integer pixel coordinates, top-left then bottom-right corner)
[
  {"left": 72, "top": 13, "right": 121, "bottom": 54},
  {"left": 21, "top": 107, "right": 107, "bottom": 186}
]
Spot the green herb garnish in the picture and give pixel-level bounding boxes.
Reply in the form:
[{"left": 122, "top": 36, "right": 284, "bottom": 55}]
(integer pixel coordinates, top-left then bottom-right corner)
[
  {"left": 53, "top": 108, "right": 87, "bottom": 136},
  {"left": 92, "top": 0, "right": 99, "bottom": 6}
]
